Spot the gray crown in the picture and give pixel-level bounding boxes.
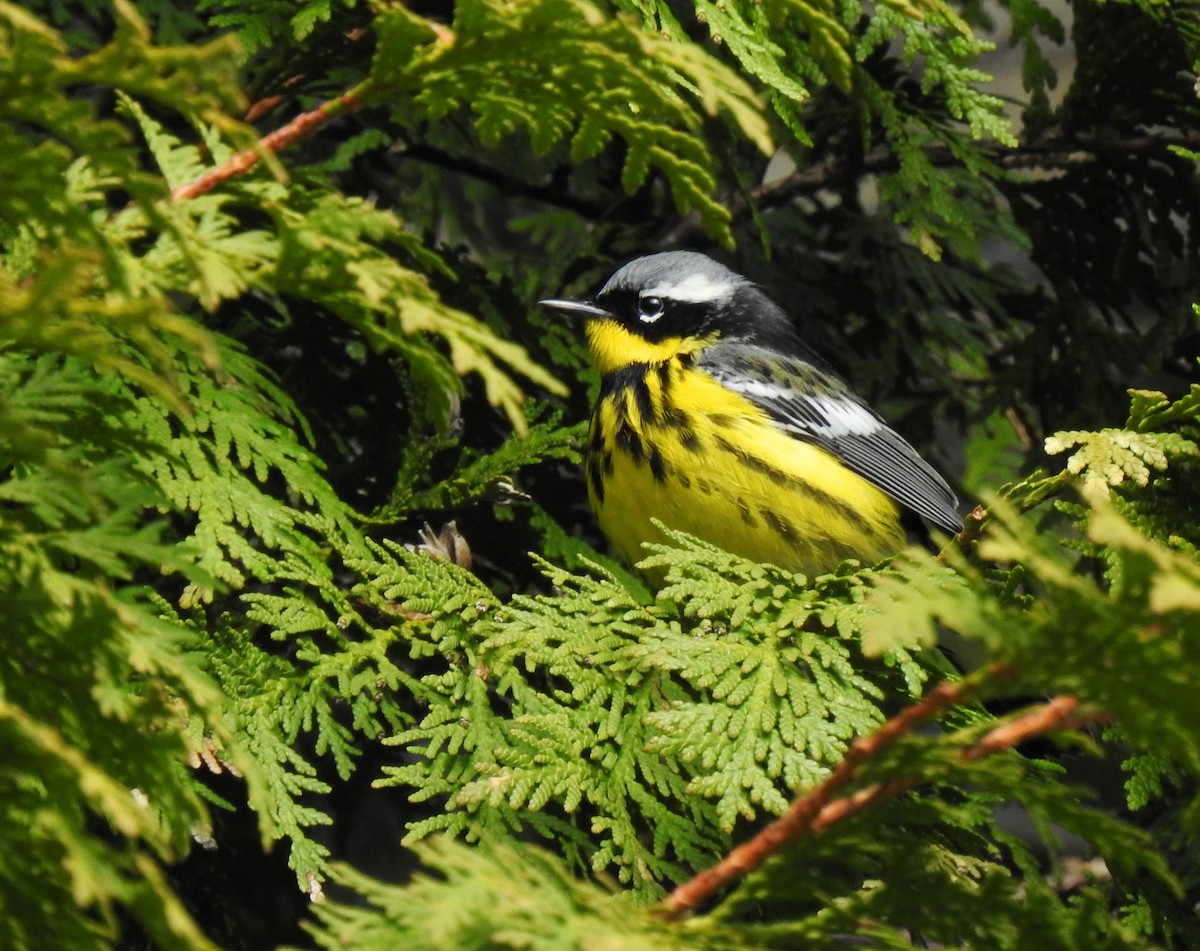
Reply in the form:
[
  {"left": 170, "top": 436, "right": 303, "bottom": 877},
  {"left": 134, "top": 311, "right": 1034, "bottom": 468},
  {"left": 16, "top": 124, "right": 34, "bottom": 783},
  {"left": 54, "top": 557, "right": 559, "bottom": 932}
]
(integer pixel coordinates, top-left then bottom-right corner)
[{"left": 600, "top": 252, "right": 748, "bottom": 303}]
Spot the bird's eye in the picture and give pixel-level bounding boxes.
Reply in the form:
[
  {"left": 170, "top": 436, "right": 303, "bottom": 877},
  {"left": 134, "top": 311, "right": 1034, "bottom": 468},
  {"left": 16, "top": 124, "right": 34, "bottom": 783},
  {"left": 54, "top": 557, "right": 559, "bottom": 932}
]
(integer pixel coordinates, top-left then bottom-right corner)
[{"left": 637, "top": 295, "right": 665, "bottom": 323}]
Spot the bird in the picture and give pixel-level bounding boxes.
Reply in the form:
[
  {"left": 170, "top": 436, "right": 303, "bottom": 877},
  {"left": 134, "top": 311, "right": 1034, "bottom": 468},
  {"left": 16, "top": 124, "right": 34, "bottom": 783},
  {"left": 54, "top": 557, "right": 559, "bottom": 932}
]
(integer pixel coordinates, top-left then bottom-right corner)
[{"left": 539, "top": 251, "right": 962, "bottom": 580}]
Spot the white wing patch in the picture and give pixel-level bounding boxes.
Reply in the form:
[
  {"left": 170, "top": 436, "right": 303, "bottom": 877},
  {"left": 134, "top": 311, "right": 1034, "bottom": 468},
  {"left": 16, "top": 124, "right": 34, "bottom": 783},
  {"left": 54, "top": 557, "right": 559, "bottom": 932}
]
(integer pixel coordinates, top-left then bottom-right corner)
[
  {"left": 724, "top": 380, "right": 882, "bottom": 437},
  {"left": 721, "top": 377, "right": 793, "bottom": 401},
  {"left": 805, "top": 394, "right": 882, "bottom": 437},
  {"left": 643, "top": 270, "right": 743, "bottom": 304}
]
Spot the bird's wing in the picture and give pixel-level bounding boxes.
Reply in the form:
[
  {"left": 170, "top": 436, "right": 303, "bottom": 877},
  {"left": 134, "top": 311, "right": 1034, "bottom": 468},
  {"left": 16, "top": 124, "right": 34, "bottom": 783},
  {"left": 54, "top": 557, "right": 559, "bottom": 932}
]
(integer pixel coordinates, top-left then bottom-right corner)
[{"left": 697, "top": 343, "right": 962, "bottom": 534}]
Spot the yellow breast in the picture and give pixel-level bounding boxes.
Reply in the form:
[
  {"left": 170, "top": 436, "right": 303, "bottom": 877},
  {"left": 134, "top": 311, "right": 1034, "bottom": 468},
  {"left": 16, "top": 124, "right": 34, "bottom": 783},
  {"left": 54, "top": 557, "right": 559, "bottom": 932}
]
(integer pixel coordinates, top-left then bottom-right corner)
[{"left": 586, "top": 358, "right": 905, "bottom": 579}]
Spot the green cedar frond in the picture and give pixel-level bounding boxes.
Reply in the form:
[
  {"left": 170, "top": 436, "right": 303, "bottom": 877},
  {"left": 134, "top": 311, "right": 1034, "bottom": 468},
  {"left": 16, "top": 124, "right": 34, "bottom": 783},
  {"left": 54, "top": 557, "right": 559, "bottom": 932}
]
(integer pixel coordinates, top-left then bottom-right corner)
[
  {"left": 6, "top": 0, "right": 1200, "bottom": 946},
  {"left": 849, "top": 0, "right": 1019, "bottom": 260},
  {"left": 0, "top": 327, "right": 370, "bottom": 899},
  {"left": 1004, "top": 0, "right": 1068, "bottom": 124},
  {"left": 299, "top": 841, "right": 713, "bottom": 951},
  {"left": 380, "top": 413, "right": 583, "bottom": 520},
  {"left": 7, "top": 16, "right": 566, "bottom": 437},
  {"left": 384, "top": 533, "right": 935, "bottom": 894},
  {"left": 123, "top": 335, "right": 348, "bottom": 595},
  {"left": 367, "top": 0, "right": 772, "bottom": 245},
  {"left": 200, "top": 0, "right": 361, "bottom": 54},
  {"left": 1126, "top": 382, "right": 1200, "bottom": 434},
  {"left": 1044, "top": 427, "right": 1192, "bottom": 498},
  {"left": 265, "top": 188, "right": 566, "bottom": 433},
  {"left": 717, "top": 785, "right": 1161, "bottom": 950},
  {"left": 1026, "top": 382, "right": 1200, "bottom": 558},
  {"left": 869, "top": 496, "right": 1200, "bottom": 773},
  {"left": 691, "top": 0, "right": 841, "bottom": 141},
  {"left": 128, "top": 101, "right": 565, "bottom": 432},
  {"left": 527, "top": 502, "right": 652, "bottom": 600},
  {"left": 118, "top": 94, "right": 213, "bottom": 191},
  {"left": 0, "top": 347, "right": 252, "bottom": 948}
]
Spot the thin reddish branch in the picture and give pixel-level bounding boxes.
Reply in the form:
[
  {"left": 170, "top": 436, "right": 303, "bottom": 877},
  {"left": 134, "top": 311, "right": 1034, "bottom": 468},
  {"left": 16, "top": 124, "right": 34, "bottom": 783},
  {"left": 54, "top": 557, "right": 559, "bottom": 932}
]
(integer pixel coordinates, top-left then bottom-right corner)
[
  {"left": 960, "top": 694, "right": 1088, "bottom": 762},
  {"left": 171, "top": 91, "right": 367, "bottom": 201},
  {"left": 241, "top": 28, "right": 371, "bottom": 124},
  {"left": 657, "top": 668, "right": 997, "bottom": 917},
  {"left": 944, "top": 503, "right": 989, "bottom": 554},
  {"left": 658, "top": 682, "right": 1097, "bottom": 919},
  {"left": 806, "top": 696, "right": 1092, "bottom": 834},
  {"left": 242, "top": 94, "right": 288, "bottom": 125},
  {"left": 169, "top": 22, "right": 459, "bottom": 203}
]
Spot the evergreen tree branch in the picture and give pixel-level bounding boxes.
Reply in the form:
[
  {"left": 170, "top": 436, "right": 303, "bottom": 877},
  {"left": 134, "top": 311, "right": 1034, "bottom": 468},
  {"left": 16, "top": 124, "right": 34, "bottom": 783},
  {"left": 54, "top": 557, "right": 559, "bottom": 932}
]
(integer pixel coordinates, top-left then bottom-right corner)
[
  {"left": 658, "top": 668, "right": 1103, "bottom": 919},
  {"left": 170, "top": 18, "right": 456, "bottom": 201},
  {"left": 658, "top": 667, "right": 1000, "bottom": 917},
  {"left": 950, "top": 503, "right": 990, "bottom": 552},
  {"left": 395, "top": 142, "right": 608, "bottom": 218},
  {"left": 171, "top": 90, "right": 367, "bottom": 200},
  {"left": 786, "top": 128, "right": 1200, "bottom": 190},
  {"left": 661, "top": 129, "right": 1200, "bottom": 246}
]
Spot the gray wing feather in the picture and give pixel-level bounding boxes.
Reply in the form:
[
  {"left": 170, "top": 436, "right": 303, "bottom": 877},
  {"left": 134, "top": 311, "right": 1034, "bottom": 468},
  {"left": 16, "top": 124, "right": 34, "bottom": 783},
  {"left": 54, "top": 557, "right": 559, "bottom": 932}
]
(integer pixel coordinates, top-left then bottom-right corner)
[{"left": 698, "top": 344, "right": 962, "bottom": 534}]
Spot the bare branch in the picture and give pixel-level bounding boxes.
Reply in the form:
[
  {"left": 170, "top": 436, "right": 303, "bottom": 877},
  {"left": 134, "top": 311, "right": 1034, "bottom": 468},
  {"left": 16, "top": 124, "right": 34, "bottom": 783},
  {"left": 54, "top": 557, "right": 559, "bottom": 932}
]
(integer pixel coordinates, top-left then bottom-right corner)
[
  {"left": 171, "top": 91, "right": 367, "bottom": 201},
  {"left": 657, "top": 674, "right": 1100, "bottom": 919}
]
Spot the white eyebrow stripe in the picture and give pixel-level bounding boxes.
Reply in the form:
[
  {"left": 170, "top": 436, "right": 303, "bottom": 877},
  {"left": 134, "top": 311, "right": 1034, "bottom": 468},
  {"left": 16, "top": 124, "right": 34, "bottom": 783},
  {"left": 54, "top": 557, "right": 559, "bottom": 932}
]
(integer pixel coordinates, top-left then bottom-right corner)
[{"left": 642, "top": 271, "right": 742, "bottom": 303}]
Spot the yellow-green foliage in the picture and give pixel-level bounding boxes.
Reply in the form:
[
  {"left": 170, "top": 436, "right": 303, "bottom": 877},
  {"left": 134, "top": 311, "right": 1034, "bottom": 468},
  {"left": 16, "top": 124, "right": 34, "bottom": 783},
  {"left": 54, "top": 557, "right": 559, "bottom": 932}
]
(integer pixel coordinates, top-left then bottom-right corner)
[{"left": 5, "top": 0, "right": 1200, "bottom": 949}]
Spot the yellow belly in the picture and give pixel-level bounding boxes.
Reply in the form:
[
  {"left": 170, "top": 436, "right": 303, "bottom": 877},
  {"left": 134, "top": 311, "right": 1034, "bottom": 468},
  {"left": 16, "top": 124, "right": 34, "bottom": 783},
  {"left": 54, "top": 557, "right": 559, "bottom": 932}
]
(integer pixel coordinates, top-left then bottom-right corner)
[{"left": 587, "top": 366, "right": 905, "bottom": 579}]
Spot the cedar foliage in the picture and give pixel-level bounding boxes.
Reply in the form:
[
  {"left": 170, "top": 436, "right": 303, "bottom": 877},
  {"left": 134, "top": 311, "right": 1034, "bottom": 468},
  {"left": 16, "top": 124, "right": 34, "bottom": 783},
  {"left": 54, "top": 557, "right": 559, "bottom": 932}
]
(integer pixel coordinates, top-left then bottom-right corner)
[{"left": 2, "top": 0, "right": 1199, "bottom": 948}]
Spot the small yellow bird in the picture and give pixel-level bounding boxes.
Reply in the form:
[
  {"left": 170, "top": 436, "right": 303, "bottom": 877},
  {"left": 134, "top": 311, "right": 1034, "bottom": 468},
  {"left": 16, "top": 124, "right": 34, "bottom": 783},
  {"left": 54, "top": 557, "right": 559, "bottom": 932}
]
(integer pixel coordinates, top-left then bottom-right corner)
[{"left": 540, "top": 252, "right": 962, "bottom": 579}]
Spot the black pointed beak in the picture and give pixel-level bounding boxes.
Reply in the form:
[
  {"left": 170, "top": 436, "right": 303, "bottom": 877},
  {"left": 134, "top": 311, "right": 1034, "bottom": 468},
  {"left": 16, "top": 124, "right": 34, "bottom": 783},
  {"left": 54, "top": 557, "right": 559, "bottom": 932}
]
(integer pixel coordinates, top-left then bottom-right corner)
[{"left": 538, "top": 297, "right": 612, "bottom": 320}]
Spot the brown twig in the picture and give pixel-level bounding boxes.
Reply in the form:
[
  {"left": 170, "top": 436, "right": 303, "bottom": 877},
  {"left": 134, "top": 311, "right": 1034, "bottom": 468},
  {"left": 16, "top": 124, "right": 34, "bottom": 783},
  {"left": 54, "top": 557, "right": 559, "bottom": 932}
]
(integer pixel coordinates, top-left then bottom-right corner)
[
  {"left": 960, "top": 694, "right": 1089, "bottom": 762},
  {"left": 804, "top": 695, "right": 1094, "bottom": 832},
  {"left": 657, "top": 677, "right": 1098, "bottom": 919},
  {"left": 169, "top": 21, "right": 461, "bottom": 204},
  {"left": 171, "top": 91, "right": 368, "bottom": 201},
  {"left": 242, "top": 94, "right": 288, "bottom": 125},
  {"left": 944, "top": 502, "right": 989, "bottom": 554},
  {"left": 241, "top": 27, "right": 371, "bottom": 124},
  {"left": 658, "top": 667, "right": 998, "bottom": 916}
]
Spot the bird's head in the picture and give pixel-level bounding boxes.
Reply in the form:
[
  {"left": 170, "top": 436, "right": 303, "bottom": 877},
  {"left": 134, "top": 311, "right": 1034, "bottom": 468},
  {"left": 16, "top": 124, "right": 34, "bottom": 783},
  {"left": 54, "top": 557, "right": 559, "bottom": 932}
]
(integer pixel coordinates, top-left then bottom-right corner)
[{"left": 540, "top": 252, "right": 799, "bottom": 375}]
